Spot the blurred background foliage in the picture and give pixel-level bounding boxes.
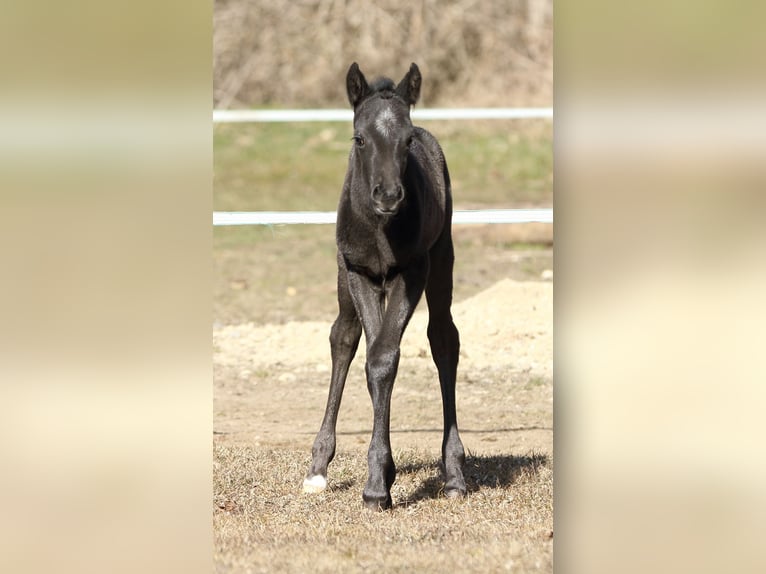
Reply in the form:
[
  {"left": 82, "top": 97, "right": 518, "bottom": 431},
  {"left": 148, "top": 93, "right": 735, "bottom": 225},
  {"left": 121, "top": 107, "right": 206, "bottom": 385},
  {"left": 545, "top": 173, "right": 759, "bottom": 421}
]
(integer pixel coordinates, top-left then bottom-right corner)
[{"left": 214, "top": 0, "right": 552, "bottom": 108}]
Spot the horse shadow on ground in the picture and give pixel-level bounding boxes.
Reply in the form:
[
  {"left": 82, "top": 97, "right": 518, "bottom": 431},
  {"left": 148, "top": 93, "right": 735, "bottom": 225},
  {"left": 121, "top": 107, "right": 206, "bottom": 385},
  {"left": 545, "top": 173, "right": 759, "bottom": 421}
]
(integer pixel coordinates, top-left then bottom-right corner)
[{"left": 395, "top": 452, "right": 550, "bottom": 508}]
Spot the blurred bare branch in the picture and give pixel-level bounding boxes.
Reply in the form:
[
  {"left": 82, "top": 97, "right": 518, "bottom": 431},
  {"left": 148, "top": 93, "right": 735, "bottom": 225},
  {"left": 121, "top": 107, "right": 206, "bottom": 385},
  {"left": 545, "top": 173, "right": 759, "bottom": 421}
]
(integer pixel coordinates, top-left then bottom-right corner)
[{"left": 213, "top": 0, "right": 552, "bottom": 107}]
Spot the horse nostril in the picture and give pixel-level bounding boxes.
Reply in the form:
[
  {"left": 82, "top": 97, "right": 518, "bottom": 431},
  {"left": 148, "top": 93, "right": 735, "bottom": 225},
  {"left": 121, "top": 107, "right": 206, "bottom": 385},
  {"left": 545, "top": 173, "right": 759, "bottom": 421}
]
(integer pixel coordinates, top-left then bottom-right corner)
[{"left": 371, "top": 184, "right": 403, "bottom": 213}]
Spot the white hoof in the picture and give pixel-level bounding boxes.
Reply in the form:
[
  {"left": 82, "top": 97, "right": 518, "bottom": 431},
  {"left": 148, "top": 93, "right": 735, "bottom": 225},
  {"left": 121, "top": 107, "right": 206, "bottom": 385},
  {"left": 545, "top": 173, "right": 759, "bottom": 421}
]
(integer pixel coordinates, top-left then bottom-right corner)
[{"left": 302, "top": 474, "right": 327, "bottom": 494}]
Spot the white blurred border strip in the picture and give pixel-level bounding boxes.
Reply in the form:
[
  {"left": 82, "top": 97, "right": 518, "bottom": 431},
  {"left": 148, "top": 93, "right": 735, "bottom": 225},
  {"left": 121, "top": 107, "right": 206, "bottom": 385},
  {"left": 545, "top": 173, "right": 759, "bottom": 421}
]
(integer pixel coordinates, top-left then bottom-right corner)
[
  {"left": 213, "top": 209, "right": 553, "bottom": 226},
  {"left": 213, "top": 108, "right": 553, "bottom": 123}
]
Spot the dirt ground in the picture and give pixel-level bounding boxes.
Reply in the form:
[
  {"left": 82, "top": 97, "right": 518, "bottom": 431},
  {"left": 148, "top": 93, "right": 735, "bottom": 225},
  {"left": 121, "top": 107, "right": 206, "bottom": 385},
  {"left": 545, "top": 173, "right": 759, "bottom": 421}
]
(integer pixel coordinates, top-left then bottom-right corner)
[
  {"left": 213, "top": 236, "right": 553, "bottom": 572},
  {"left": 213, "top": 277, "right": 552, "bottom": 459}
]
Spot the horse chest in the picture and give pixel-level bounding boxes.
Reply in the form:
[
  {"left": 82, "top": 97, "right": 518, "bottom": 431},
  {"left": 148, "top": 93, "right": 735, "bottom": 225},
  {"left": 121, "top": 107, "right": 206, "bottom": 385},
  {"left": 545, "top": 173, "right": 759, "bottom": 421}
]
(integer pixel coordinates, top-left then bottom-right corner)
[{"left": 340, "top": 230, "right": 401, "bottom": 280}]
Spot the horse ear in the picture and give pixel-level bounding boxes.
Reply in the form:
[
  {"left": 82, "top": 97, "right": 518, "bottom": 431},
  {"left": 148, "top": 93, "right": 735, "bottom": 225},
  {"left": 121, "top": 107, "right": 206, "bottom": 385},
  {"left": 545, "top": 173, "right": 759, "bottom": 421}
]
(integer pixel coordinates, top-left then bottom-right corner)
[
  {"left": 346, "top": 62, "right": 370, "bottom": 108},
  {"left": 395, "top": 63, "right": 421, "bottom": 106}
]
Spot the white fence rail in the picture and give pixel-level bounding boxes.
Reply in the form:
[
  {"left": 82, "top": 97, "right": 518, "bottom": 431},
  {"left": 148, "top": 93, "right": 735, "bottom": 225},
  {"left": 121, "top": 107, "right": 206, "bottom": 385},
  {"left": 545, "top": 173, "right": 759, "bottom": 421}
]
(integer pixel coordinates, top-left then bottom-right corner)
[
  {"left": 213, "top": 107, "right": 553, "bottom": 123},
  {"left": 213, "top": 209, "right": 552, "bottom": 226}
]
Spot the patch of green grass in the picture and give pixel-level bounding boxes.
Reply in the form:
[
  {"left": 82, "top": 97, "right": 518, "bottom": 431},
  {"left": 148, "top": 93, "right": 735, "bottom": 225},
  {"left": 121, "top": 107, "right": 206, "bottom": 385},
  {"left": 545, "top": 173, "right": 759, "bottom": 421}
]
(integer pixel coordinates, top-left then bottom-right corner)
[
  {"left": 214, "top": 120, "right": 552, "bottom": 217},
  {"left": 436, "top": 121, "right": 553, "bottom": 207},
  {"left": 214, "top": 122, "right": 350, "bottom": 212}
]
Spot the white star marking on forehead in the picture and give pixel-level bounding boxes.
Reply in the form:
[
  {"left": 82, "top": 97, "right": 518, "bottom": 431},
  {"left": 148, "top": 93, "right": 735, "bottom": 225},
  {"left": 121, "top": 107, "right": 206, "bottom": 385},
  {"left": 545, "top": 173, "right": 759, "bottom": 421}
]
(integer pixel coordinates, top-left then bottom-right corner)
[{"left": 375, "top": 107, "right": 396, "bottom": 137}]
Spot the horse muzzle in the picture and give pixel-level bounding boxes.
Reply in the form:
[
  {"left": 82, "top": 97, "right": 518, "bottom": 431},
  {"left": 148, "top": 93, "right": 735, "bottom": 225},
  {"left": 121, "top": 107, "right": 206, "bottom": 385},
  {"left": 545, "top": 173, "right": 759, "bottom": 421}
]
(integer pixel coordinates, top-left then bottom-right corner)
[{"left": 371, "top": 184, "right": 405, "bottom": 216}]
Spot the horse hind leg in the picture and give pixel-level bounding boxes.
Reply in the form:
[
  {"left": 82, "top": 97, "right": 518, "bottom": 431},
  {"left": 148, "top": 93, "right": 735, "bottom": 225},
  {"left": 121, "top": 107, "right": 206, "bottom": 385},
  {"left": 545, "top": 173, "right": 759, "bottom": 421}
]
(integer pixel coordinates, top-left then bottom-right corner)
[
  {"left": 425, "top": 240, "right": 467, "bottom": 498},
  {"left": 427, "top": 313, "right": 467, "bottom": 498}
]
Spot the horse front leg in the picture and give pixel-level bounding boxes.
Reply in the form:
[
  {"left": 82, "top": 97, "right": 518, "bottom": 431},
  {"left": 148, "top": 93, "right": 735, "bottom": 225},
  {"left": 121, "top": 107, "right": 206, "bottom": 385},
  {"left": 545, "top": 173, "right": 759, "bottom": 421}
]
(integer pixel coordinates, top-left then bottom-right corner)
[
  {"left": 304, "top": 259, "right": 362, "bottom": 493},
  {"left": 361, "top": 339, "right": 400, "bottom": 510},
  {"left": 349, "top": 263, "right": 427, "bottom": 510}
]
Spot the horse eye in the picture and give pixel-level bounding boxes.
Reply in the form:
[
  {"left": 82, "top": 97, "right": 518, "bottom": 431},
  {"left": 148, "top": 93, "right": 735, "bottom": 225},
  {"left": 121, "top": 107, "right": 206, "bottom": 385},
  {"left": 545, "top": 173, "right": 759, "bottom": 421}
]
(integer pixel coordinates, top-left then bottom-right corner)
[{"left": 352, "top": 135, "right": 365, "bottom": 147}]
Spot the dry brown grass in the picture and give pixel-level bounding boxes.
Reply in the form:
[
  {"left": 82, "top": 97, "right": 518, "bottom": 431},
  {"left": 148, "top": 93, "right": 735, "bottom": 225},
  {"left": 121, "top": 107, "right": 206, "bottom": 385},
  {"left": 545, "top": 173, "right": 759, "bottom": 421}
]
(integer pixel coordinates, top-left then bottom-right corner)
[
  {"left": 213, "top": 277, "right": 553, "bottom": 571},
  {"left": 214, "top": 0, "right": 552, "bottom": 108},
  {"left": 214, "top": 445, "right": 552, "bottom": 573}
]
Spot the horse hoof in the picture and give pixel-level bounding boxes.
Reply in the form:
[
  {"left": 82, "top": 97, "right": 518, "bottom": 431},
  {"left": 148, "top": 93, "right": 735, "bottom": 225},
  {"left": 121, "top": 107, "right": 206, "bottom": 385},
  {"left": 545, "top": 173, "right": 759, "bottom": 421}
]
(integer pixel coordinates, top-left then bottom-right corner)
[
  {"left": 445, "top": 486, "right": 466, "bottom": 499},
  {"left": 362, "top": 494, "right": 392, "bottom": 511},
  {"left": 302, "top": 474, "right": 327, "bottom": 494}
]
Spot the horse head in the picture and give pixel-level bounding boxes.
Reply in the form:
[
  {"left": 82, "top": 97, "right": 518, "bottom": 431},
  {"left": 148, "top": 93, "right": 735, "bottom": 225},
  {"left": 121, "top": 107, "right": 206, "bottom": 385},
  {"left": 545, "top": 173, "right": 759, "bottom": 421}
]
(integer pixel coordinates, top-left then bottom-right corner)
[{"left": 346, "top": 62, "right": 422, "bottom": 217}]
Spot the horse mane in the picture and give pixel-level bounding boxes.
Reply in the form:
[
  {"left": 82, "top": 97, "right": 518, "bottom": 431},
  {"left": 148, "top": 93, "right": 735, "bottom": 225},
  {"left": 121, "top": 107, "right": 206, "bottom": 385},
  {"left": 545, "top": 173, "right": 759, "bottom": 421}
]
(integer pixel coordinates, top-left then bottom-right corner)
[{"left": 369, "top": 77, "right": 397, "bottom": 100}]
